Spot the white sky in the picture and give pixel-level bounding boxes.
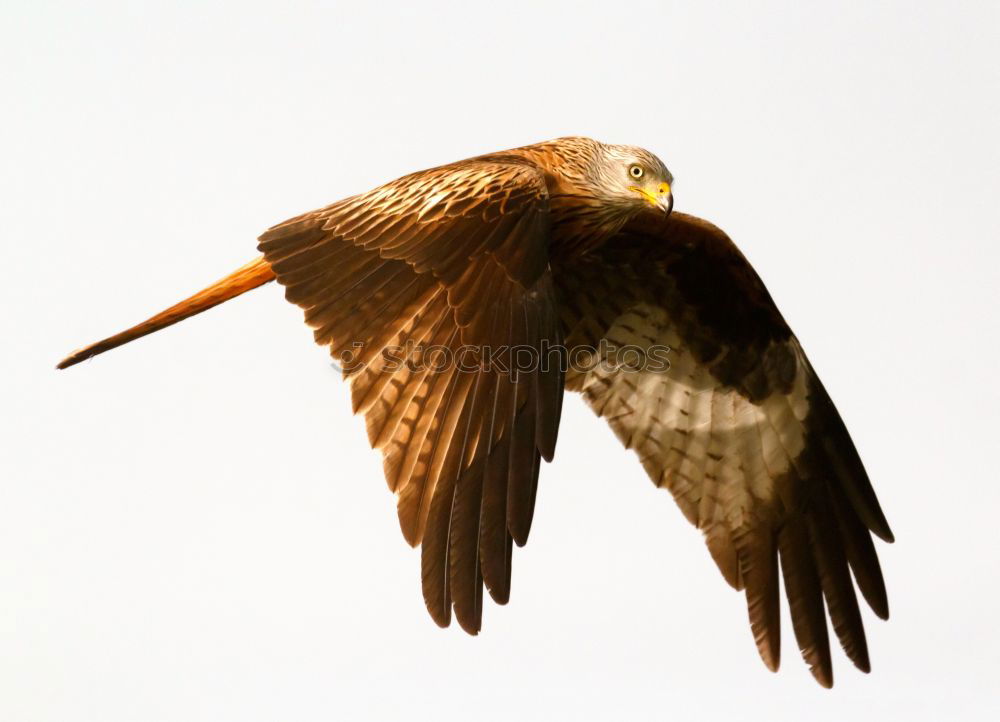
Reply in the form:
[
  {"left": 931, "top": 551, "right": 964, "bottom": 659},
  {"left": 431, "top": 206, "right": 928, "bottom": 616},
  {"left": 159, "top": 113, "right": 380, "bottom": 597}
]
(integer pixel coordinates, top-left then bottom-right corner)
[{"left": 3, "top": 1, "right": 999, "bottom": 720}]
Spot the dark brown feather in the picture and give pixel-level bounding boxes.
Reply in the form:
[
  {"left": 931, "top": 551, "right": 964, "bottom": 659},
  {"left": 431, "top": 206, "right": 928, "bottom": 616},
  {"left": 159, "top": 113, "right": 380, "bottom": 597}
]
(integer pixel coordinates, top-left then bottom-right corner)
[
  {"left": 779, "top": 514, "right": 834, "bottom": 688},
  {"left": 480, "top": 431, "right": 514, "bottom": 604}
]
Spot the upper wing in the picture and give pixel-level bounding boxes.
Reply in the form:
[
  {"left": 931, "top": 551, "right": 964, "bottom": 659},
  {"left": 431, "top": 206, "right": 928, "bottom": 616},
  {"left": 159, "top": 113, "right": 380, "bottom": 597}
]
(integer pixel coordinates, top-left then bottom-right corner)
[
  {"left": 257, "top": 159, "right": 564, "bottom": 633},
  {"left": 554, "top": 210, "right": 892, "bottom": 687}
]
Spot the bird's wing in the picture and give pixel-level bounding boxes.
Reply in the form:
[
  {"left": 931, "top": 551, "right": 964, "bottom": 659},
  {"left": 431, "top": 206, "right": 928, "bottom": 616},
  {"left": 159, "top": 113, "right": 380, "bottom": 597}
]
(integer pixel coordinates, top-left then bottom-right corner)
[
  {"left": 554, "top": 210, "right": 892, "bottom": 687},
  {"left": 257, "top": 159, "right": 563, "bottom": 633}
]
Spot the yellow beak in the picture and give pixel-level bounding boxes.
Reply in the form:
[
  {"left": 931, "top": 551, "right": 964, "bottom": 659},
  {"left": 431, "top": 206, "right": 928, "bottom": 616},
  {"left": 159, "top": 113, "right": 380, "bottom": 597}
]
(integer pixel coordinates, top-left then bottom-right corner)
[{"left": 630, "top": 182, "right": 673, "bottom": 215}]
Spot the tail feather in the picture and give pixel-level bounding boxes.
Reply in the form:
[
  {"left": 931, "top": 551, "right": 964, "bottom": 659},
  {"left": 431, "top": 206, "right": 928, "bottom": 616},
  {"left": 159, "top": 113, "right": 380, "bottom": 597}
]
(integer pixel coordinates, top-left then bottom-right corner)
[{"left": 56, "top": 256, "right": 276, "bottom": 370}]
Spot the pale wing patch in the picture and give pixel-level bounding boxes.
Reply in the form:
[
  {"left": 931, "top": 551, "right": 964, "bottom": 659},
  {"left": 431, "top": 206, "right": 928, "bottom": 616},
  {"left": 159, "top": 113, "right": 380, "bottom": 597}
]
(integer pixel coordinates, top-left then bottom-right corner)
[{"left": 569, "top": 302, "right": 809, "bottom": 535}]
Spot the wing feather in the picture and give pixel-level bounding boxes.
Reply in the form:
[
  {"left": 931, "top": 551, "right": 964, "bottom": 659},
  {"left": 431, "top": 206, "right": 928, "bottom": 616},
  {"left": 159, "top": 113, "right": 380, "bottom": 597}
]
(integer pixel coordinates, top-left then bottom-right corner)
[
  {"left": 257, "top": 158, "right": 564, "bottom": 630},
  {"left": 555, "top": 210, "right": 891, "bottom": 686}
]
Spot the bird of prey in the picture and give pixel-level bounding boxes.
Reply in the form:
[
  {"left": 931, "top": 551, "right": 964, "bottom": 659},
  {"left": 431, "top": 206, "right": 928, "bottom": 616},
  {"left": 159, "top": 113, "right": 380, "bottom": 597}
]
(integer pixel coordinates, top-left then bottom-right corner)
[{"left": 57, "top": 136, "right": 892, "bottom": 687}]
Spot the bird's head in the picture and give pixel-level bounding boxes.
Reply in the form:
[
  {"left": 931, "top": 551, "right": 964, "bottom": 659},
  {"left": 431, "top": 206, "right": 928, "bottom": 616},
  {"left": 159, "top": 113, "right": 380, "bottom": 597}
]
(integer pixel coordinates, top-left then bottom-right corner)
[
  {"left": 516, "top": 136, "right": 675, "bottom": 251},
  {"left": 600, "top": 143, "right": 674, "bottom": 217}
]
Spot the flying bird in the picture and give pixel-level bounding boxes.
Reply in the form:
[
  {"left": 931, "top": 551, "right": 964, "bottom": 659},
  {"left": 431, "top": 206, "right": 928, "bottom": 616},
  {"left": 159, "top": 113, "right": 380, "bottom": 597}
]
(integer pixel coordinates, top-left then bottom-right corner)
[{"left": 57, "top": 136, "right": 892, "bottom": 687}]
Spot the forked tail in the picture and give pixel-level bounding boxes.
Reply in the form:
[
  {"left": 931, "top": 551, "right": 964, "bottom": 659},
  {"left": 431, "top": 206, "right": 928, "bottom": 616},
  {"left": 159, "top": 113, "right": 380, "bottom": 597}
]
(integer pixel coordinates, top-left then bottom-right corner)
[{"left": 56, "top": 256, "right": 276, "bottom": 370}]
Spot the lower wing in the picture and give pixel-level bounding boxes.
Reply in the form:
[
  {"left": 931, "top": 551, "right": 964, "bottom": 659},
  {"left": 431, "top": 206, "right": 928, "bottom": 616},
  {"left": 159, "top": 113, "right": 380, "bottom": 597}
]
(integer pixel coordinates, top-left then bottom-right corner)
[{"left": 554, "top": 210, "right": 893, "bottom": 687}]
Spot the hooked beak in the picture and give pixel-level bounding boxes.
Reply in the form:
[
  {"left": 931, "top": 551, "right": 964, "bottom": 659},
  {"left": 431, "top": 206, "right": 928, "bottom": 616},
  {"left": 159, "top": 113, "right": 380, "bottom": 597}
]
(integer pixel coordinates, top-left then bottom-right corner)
[{"left": 630, "top": 182, "right": 673, "bottom": 216}]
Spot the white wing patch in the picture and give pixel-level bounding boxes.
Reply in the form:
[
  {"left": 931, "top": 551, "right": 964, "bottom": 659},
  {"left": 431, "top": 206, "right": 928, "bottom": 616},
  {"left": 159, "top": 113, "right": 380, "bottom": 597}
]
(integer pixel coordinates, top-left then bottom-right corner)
[{"left": 567, "top": 302, "right": 810, "bottom": 539}]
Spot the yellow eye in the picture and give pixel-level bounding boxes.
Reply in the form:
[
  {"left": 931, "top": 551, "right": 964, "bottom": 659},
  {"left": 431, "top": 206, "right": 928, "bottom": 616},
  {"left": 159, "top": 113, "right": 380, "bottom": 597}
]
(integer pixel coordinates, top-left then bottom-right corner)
[{"left": 629, "top": 165, "right": 644, "bottom": 179}]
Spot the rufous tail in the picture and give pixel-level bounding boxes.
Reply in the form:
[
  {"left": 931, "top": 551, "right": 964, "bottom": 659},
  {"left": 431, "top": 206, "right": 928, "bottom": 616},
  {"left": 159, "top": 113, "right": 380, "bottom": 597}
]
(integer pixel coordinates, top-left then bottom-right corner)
[{"left": 56, "top": 256, "right": 276, "bottom": 370}]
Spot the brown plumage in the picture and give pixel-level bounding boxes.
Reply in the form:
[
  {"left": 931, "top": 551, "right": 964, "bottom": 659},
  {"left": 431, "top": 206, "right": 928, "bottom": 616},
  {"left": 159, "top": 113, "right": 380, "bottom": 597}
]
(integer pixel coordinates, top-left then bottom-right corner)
[{"left": 57, "top": 136, "right": 891, "bottom": 686}]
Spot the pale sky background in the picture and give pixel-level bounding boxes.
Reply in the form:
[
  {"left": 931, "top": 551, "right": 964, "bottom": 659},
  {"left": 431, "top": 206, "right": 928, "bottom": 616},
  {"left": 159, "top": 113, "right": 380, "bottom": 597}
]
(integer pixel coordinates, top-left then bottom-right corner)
[{"left": 2, "top": 1, "right": 999, "bottom": 720}]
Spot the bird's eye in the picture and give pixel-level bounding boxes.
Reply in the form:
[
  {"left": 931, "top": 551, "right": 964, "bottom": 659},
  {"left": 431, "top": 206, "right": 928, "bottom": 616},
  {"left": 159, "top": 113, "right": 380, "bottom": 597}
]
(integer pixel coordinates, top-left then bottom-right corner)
[{"left": 629, "top": 165, "right": 644, "bottom": 179}]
